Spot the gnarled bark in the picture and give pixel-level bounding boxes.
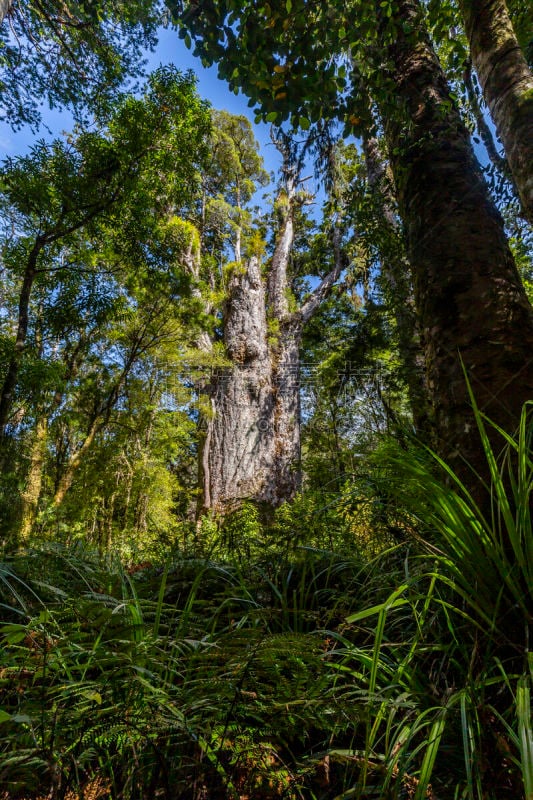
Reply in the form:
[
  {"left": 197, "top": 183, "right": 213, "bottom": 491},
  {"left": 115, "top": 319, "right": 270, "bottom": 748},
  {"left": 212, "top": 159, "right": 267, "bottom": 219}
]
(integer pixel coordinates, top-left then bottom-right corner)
[
  {"left": 200, "top": 256, "right": 276, "bottom": 511},
  {"left": 375, "top": 0, "right": 533, "bottom": 487},
  {"left": 269, "top": 317, "right": 303, "bottom": 501},
  {"left": 458, "top": 0, "right": 533, "bottom": 222},
  {"left": 198, "top": 176, "right": 344, "bottom": 514}
]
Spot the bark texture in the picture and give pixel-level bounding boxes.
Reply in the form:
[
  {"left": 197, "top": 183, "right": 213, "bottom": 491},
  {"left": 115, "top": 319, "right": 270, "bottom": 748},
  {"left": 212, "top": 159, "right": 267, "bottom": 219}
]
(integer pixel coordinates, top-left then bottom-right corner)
[
  {"left": 376, "top": 0, "right": 533, "bottom": 485},
  {"left": 458, "top": 0, "right": 533, "bottom": 222},
  {"left": 463, "top": 60, "right": 511, "bottom": 177},
  {"left": 19, "top": 416, "right": 47, "bottom": 541},
  {"left": 201, "top": 256, "right": 277, "bottom": 511},
  {"left": 0, "top": 238, "right": 43, "bottom": 438},
  {"left": 198, "top": 181, "right": 343, "bottom": 514}
]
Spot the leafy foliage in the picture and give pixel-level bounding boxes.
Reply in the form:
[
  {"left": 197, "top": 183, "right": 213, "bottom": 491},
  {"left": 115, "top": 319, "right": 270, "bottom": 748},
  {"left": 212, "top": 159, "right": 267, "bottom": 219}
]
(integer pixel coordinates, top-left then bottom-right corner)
[
  {"left": 0, "top": 405, "right": 531, "bottom": 798},
  {"left": 0, "top": 2, "right": 532, "bottom": 797},
  {"left": 0, "top": 0, "right": 162, "bottom": 129}
]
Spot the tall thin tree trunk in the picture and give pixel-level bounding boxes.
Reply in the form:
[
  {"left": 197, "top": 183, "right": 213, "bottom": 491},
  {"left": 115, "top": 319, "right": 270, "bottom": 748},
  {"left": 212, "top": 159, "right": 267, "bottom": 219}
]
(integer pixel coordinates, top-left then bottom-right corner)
[
  {"left": 133, "top": 409, "right": 156, "bottom": 533},
  {"left": 0, "top": 238, "right": 43, "bottom": 439},
  {"left": 19, "top": 415, "right": 48, "bottom": 542},
  {"left": 105, "top": 492, "right": 116, "bottom": 552},
  {"left": 16, "top": 338, "right": 87, "bottom": 533},
  {"left": 361, "top": 132, "right": 430, "bottom": 434},
  {"left": 458, "top": 0, "right": 533, "bottom": 222},
  {"left": 375, "top": 0, "right": 533, "bottom": 487},
  {"left": 52, "top": 417, "right": 100, "bottom": 507}
]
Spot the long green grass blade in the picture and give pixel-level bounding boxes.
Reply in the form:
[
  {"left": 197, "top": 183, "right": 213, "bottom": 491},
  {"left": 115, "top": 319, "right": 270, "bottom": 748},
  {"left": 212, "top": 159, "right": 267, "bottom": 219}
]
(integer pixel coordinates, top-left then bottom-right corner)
[
  {"left": 517, "top": 676, "right": 533, "bottom": 800},
  {"left": 414, "top": 708, "right": 447, "bottom": 800}
]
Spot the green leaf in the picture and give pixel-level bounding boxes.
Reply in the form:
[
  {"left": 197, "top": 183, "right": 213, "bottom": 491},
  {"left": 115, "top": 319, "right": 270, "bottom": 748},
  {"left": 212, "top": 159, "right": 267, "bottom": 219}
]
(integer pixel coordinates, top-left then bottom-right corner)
[
  {"left": 0, "top": 710, "right": 11, "bottom": 724},
  {"left": 517, "top": 676, "right": 533, "bottom": 800},
  {"left": 299, "top": 116, "right": 310, "bottom": 130},
  {"left": 415, "top": 709, "right": 448, "bottom": 800},
  {"left": 81, "top": 690, "right": 103, "bottom": 705},
  {"left": 3, "top": 630, "right": 26, "bottom": 645}
]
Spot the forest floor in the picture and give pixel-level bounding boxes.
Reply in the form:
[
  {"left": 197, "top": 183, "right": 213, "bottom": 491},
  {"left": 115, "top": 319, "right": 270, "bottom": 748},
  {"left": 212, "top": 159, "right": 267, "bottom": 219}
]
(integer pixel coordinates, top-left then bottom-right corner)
[{"left": 0, "top": 524, "right": 530, "bottom": 800}]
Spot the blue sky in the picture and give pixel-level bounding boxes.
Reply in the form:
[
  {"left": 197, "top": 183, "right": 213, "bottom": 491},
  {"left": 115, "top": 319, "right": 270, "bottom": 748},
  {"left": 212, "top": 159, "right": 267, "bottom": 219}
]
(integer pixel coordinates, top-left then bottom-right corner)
[
  {"left": 0, "top": 20, "right": 502, "bottom": 193},
  {"left": 0, "top": 24, "right": 282, "bottom": 178}
]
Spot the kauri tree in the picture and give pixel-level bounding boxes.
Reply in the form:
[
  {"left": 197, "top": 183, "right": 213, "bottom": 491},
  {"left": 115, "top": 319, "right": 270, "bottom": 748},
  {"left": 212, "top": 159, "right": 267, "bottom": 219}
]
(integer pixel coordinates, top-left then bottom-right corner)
[{"left": 185, "top": 123, "right": 350, "bottom": 514}]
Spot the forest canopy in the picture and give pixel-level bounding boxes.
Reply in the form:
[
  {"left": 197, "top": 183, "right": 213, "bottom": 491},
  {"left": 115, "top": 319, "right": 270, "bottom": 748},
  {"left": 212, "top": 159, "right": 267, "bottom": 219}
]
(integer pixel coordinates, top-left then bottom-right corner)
[{"left": 0, "top": 1, "right": 532, "bottom": 798}]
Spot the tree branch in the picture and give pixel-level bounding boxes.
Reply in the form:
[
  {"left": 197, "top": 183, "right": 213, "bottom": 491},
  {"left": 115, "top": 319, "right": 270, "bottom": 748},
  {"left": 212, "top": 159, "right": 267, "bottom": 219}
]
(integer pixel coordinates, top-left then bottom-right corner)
[{"left": 299, "top": 225, "right": 346, "bottom": 324}]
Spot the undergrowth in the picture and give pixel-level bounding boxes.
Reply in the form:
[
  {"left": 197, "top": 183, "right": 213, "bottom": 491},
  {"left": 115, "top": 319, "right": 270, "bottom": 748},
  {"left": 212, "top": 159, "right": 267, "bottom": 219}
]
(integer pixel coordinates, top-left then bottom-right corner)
[{"left": 0, "top": 403, "right": 531, "bottom": 799}]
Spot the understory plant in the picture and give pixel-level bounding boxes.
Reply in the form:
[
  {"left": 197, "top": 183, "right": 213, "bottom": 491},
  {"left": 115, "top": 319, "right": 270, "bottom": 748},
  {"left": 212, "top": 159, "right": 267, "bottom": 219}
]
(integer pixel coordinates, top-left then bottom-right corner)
[{"left": 0, "top": 401, "right": 531, "bottom": 799}]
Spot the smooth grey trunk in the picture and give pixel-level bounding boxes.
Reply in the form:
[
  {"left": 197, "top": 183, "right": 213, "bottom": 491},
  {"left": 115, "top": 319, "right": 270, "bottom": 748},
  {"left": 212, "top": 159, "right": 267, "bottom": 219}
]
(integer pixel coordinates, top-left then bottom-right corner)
[
  {"left": 462, "top": 60, "right": 511, "bottom": 178},
  {"left": 458, "top": 0, "right": 533, "bottom": 222}
]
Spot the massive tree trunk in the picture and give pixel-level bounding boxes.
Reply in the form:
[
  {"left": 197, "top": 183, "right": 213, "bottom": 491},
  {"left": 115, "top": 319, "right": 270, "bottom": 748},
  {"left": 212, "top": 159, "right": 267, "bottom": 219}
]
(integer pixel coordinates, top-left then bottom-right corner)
[
  {"left": 198, "top": 271, "right": 314, "bottom": 514},
  {"left": 458, "top": 0, "right": 533, "bottom": 222},
  {"left": 375, "top": 0, "right": 533, "bottom": 487},
  {"left": 197, "top": 178, "right": 343, "bottom": 515},
  {"left": 199, "top": 256, "right": 277, "bottom": 512}
]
